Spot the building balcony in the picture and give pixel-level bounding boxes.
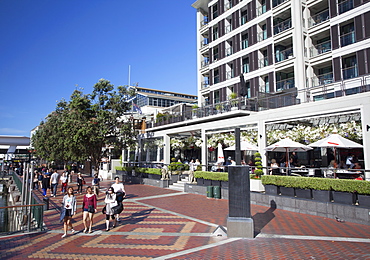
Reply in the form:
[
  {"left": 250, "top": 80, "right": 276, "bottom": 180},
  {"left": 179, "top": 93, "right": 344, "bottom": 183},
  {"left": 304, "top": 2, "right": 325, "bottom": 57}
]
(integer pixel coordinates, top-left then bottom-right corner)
[
  {"left": 226, "top": 70, "right": 235, "bottom": 80},
  {"left": 201, "top": 80, "right": 210, "bottom": 89},
  {"left": 308, "top": 9, "right": 329, "bottom": 28},
  {"left": 342, "top": 65, "right": 358, "bottom": 80},
  {"left": 241, "top": 15, "right": 248, "bottom": 25},
  {"left": 225, "top": 47, "right": 233, "bottom": 56},
  {"left": 274, "top": 18, "right": 292, "bottom": 35},
  {"left": 147, "top": 74, "right": 370, "bottom": 129},
  {"left": 338, "top": 0, "right": 354, "bottom": 14},
  {"left": 241, "top": 39, "right": 249, "bottom": 49},
  {"left": 309, "top": 40, "right": 331, "bottom": 57},
  {"left": 225, "top": 25, "right": 232, "bottom": 34},
  {"left": 201, "top": 59, "right": 209, "bottom": 68},
  {"left": 259, "top": 57, "right": 269, "bottom": 68},
  {"left": 200, "top": 17, "right": 208, "bottom": 28},
  {"left": 257, "top": 5, "right": 267, "bottom": 16},
  {"left": 340, "top": 31, "right": 355, "bottom": 47},
  {"left": 311, "top": 72, "right": 333, "bottom": 87},
  {"left": 258, "top": 31, "right": 268, "bottom": 42},
  {"left": 275, "top": 47, "right": 293, "bottom": 63},
  {"left": 272, "top": 0, "right": 288, "bottom": 8}
]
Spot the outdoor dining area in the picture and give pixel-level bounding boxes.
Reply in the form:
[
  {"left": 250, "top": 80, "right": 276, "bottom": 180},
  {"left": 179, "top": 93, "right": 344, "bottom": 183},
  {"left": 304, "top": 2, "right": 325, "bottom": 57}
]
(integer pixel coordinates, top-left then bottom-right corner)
[{"left": 213, "top": 130, "right": 365, "bottom": 180}]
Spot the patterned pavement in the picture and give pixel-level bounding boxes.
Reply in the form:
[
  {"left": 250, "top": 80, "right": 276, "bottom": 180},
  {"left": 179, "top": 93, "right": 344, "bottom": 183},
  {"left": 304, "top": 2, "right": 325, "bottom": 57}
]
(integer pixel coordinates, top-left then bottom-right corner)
[{"left": 1, "top": 175, "right": 370, "bottom": 259}]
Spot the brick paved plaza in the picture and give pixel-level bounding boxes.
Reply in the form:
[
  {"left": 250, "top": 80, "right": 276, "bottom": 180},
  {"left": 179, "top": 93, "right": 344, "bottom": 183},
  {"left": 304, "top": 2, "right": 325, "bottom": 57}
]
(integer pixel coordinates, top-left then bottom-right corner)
[{"left": 1, "top": 175, "right": 369, "bottom": 259}]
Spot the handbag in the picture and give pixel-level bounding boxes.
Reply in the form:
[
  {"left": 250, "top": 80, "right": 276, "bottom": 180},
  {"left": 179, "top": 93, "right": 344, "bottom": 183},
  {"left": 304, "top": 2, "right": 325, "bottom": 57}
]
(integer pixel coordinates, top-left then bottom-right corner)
[
  {"left": 87, "top": 205, "right": 95, "bottom": 213},
  {"left": 112, "top": 203, "right": 123, "bottom": 215},
  {"left": 59, "top": 207, "right": 66, "bottom": 222}
]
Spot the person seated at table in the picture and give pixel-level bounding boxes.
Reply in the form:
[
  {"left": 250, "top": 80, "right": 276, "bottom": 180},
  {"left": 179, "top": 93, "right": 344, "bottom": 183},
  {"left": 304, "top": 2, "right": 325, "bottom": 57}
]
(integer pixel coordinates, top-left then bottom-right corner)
[
  {"left": 337, "top": 160, "right": 348, "bottom": 169},
  {"left": 270, "top": 159, "right": 280, "bottom": 175}
]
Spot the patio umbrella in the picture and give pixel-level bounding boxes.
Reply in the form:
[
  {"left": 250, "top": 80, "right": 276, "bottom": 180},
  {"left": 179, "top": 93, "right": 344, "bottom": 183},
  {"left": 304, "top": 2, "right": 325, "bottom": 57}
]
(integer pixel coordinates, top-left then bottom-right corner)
[
  {"left": 217, "top": 142, "right": 225, "bottom": 164},
  {"left": 224, "top": 140, "right": 258, "bottom": 151},
  {"left": 309, "top": 134, "right": 363, "bottom": 175},
  {"left": 265, "top": 138, "right": 313, "bottom": 169}
]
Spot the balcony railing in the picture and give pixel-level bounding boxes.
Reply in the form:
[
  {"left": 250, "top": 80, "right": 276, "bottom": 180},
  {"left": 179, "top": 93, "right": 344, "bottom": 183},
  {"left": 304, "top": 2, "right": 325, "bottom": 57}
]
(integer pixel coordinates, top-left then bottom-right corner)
[
  {"left": 226, "top": 70, "right": 235, "bottom": 80},
  {"left": 200, "top": 38, "right": 209, "bottom": 48},
  {"left": 258, "top": 31, "right": 268, "bottom": 42},
  {"left": 213, "top": 32, "right": 219, "bottom": 40},
  {"left": 274, "top": 18, "right": 292, "bottom": 35},
  {"left": 273, "top": 0, "right": 288, "bottom": 8},
  {"left": 225, "top": 2, "right": 232, "bottom": 11},
  {"left": 310, "top": 40, "right": 331, "bottom": 57},
  {"left": 338, "top": 0, "right": 354, "bottom": 14},
  {"left": 243, "top": 64, "right": 250, "bottom": 73},
  {"left": 275, "top": 47, "right": 293, "bottom": 62},
  {"left": 257, "top": 5, "right": 267, "bottom": 16},
  {"left": 225, "top": 47, "right": 233, "bottom": 56},
  {"left": 147, "top": 74, "right": 370, "bottom": 129},
  {"left": 201, "top": 80, "right": 210, "bottom": 89},
  {"left": 213, "top": 11, "right": 219, "bottom": 19},
  {"left": 342, "top": 65, "right": 358, "bottom": 80},
  {"left": 308, "top": 9, "right": 329, "bottom": 27},
  {"left": 201, "top": 17, "right": 208, "bottom": 28},
  {"left": 201, "top": 59, "right": 209, "bottom": 68},
  {"left": 311, "top": 72, "right": 334, "bottom": 87},
  {"left": 214, "top": 75, "right": 220, "bottom": 84},
  {"left": 241, "top": 39, "right": 249, "bottom": 49},
  {"left": 340, "top": 31, "right": 355, "bottom": 47},
  {"left": 241, "top": 15, "right": 248, "bottom": 25},
  {"left": 213, "top": 53, "right": 219, "bottom": 62},
  {"left": 225, "top": 25, "right": 232, "bottom": 34},
  {"left": 276, "top": 77, "right": 295, "bottom": 91},
  {"left": 259, "top": 57, "right": 269, "bottom": 68}
]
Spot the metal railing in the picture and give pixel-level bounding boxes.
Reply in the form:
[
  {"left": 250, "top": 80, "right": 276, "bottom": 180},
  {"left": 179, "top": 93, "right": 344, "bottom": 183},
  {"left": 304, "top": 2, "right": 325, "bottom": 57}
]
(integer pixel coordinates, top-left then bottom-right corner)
[
  {"left": 257, "top": 5, "right": 267, "bottom": 16},
  {"left": 308, "top": 9, "right": 329, "bottom": 27},
  {"left": 342, "top": 65, "right": 358, "bottom": 80},
  {"left": 241, "top": 39, "right": 249, "bottom": 49},
  {"left": 273, "top": 18, "right": 291, "bottom": 35},
  {"left": 310, "top": 40, "right": 331, "bottom": 57},
  {"left": 147, "top": 74, "right": 370, "bottom": 129},
  {"left": 0, "top": 204, "right": 44, "bottom": 235},
  {"left": 338, "top": 0, "right": 354, "bottom": 14},
  {"left": 258, "top": 31, "right": 268, "bottom": 42},
  {"left": 311, "top": 72, "right": 334, "bottom": 87},
  {"left": 275, "top": 47, "right": 293, "bottom": 62},
  {"left": 258, "top": 57, "right": 269, "bottom": 68},
  {"left": 340, "top": 31, "right": 355, "bottom": 47}
]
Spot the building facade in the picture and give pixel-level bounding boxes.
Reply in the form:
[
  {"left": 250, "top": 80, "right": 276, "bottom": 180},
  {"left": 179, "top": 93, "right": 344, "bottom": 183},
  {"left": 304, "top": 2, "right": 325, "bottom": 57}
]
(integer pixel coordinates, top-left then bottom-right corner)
[
  {"left": 127, "top": 0, "right": 370, "bottom": 180},
  {"left": 192, "top": 0, "right": 370, "bottom": 106}
]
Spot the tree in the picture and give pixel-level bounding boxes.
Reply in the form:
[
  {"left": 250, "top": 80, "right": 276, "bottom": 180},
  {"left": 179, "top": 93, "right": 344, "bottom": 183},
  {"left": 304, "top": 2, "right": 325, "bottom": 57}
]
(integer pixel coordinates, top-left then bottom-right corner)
[{"left": 32, "top": 79, "right": 137, "bottom": 172}]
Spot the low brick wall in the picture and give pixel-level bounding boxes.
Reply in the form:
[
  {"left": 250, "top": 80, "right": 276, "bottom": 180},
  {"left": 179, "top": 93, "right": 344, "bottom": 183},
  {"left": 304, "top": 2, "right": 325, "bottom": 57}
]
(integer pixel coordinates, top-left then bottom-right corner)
[{"left": 184, "top": 184, "right": 370, "bottom": 226}]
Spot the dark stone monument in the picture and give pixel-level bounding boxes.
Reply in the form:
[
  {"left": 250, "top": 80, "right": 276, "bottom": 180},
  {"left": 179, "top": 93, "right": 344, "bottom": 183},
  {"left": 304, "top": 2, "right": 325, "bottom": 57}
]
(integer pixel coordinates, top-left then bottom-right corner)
[{"left": 227, "top": 165, "right": 254, "bottom": 238}]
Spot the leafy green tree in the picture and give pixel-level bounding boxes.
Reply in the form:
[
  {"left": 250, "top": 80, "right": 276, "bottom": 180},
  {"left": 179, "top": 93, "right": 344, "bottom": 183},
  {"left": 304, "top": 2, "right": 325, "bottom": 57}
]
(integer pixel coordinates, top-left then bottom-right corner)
[{"left": 32, "top": 79, "right": 137, "bottom": 172}]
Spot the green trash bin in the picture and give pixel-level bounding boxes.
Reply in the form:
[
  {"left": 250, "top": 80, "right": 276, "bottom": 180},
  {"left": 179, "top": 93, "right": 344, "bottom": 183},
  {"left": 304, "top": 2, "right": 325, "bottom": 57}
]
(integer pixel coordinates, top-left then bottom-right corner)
[
  {"left": 213, "top": 186, "right": 221, "bottom": 199},
  {"left": 207, "top": 186, "right": 214, "bottom": 198}
]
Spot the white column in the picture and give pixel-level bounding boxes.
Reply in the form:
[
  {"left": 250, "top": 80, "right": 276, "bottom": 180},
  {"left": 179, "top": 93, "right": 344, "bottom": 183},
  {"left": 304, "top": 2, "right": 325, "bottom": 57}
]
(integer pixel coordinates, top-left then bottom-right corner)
[
  {"left": 258, "top": 120, "right": 267, "bottom": 173},
  {"left": 361, "top": 104, "right": 370, "bottom": 180},
  {"left": 201, "top": 129, "right": 207, "bottom": 171},
  {"left": 163, "top": 135, "right": 171, "bottom": 165},
  {"left": 291, "top": 0, "right": 306, "bottom": 102}
]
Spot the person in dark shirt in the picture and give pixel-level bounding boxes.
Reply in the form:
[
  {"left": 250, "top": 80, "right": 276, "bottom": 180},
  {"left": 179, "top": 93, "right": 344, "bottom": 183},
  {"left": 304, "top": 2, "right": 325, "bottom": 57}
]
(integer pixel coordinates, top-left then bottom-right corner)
[{"left": 41, "top": 173, "right": 50, "bottom": 196}]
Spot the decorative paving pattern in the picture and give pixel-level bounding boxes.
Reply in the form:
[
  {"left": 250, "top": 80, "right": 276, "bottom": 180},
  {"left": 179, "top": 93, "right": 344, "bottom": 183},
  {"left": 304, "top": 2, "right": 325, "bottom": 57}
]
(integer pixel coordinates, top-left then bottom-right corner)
[{"left": 1, "top": 177, "right": 369, "bottom": 259}]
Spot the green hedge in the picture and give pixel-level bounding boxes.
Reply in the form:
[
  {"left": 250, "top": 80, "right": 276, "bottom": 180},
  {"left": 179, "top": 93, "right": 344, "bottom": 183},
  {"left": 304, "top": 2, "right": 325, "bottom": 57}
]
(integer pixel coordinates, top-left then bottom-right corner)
[
  {"left": 115, "top": 166, "right": 134, "bottom": 172},
  {"left": 261, "top": 175, "right": 370, "bottom": 195},
  {"left": 136, "top": 167, "right": 162, "bottom": 175},
  {"left": 194, "top": 171, "right": 228, "bottom": 181}
]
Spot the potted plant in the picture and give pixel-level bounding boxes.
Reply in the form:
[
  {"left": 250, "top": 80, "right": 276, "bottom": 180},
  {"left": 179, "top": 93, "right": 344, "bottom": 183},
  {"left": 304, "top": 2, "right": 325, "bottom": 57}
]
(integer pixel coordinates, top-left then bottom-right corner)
[
  {"left": 215, "top": 103, "right": 222, "bottom": 113},
  {"left": 228, "top": 92, "right": 238, "bottom": 109},
  {"left": 254, "top": 152, "right": 263, "bottom": 178},
  {"left": 192, "top": 104, "right": 199, "bottom": 118}
]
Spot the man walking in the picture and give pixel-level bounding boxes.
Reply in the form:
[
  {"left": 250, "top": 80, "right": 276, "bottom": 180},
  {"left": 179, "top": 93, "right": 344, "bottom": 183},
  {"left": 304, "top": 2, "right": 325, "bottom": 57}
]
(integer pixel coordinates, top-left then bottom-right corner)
[{"left": 50, "top": 170, "right": 60, "bottom": 197}]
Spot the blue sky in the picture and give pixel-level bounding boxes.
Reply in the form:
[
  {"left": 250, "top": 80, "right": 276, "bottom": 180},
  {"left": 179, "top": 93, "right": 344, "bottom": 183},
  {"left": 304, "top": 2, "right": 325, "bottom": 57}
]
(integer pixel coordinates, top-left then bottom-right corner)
[{"left": 0, "top": 0, "right": 197, "bottom": 137}]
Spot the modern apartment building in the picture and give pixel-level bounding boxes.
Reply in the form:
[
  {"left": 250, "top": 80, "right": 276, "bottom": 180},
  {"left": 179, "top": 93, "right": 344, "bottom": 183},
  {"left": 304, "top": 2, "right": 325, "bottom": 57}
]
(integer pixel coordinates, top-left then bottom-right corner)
[
  {"left": 192, "top": 0, "right": 370, "bottom": 106},
  {"left": 127, "top": 0, "right": 370, "bottom": 180}
]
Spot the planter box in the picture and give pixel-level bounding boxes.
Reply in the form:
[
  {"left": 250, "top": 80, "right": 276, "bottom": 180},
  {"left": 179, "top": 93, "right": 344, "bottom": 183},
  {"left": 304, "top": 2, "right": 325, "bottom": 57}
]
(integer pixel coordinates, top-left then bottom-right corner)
[
  {"left": 220, "top": 181, "right": 228, "bottom": 188},
  {"left": 312, "top": 190, "right": 332, "bottom": 203},
  {"left": 148, "top": 173, "right": 161, "bottom": 180},
  {"left": 264, "top": 184, "right": 279, "bottom": 195},
  {"left": 357, "top": 194, "right": 370, "bottom": 208},
  {"left": 333, "top": 191, "right": 355, "bottom": 205},
  {"left": 279, "top": 187, "right": 295, "bottom": 197},
  {"left": 250, "top": 179, "right": 265, "bottom": 192},
  {"left": 196, "top": 178, "right": 204, "bottom": 186},
  {"left": 203, "top": 179, "right": 212, "bottom": 187},
  {"left": 295, "top": 188, "right": 312, "bottom": 199}
]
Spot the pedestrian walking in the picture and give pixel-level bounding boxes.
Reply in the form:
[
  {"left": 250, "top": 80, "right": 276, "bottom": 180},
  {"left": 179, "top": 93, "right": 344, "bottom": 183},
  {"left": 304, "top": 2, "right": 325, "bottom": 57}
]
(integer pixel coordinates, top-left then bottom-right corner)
[
  {"left": 50, "top": 169, "right": 59, "bottom": 197},
  {"left": 77, "top": 173, "right": 85, "bottom": 194},
  {"left": 104, "top": 187, "right": 117, "bottom": 231},
  {"left": 61, "top": 187, "right": 76, "bottom": 238},
  {"left": 41, "top": 173, "right": 50, "bottom": 197},
  {"left": 60, "top": 172, "right": 68, "bottom": 194},
  {"left": 92, "top": 174, "right": 100, "bottom": 196},
  {"left": 33, "top": 170, "right": 39, "bottom": 190},
  {"left": 111, "top": 176, "right": 125, "bottom": 221},
  {"left": 82, "top": 186, "right": 97, "bottom": 233}
]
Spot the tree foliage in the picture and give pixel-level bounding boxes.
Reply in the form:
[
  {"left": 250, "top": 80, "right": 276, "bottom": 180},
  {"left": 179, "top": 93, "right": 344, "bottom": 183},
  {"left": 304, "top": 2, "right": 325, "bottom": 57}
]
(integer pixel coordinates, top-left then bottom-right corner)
[{"left": 32, "top": 79, "right": 137, "bottom": 169}]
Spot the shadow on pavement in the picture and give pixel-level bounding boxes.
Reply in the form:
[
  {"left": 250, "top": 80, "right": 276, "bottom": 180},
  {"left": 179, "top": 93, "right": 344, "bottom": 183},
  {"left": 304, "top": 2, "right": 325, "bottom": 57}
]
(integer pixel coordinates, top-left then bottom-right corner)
[{"left": 252, "top": 200, "right": 276, "bottom": 236}]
